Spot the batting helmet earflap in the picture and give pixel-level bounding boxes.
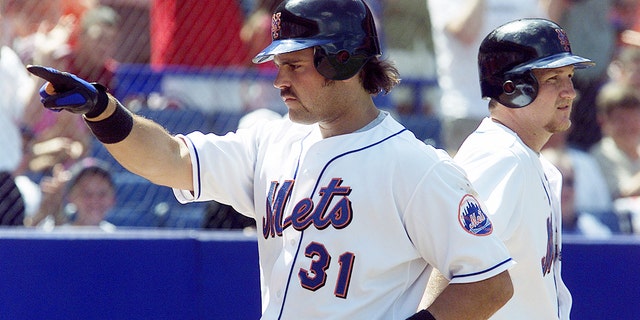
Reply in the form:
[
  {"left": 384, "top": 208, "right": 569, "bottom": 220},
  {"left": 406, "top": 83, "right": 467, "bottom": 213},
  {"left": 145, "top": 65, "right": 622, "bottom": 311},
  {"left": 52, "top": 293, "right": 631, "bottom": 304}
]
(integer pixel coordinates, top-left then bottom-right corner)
[
  {"left": 252, "top": 0, "right": 381, "bottom": 81},
  {"left": 478, "top": 18, "right": 594, "bottom": 108}
]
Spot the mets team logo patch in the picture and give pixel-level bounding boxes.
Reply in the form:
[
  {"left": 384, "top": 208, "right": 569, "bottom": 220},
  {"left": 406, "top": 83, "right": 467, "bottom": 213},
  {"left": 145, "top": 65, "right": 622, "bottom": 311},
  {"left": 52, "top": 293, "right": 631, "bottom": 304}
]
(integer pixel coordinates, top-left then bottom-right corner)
[{"left": 458, "top": 195, "right": 493, "bottom": 236}]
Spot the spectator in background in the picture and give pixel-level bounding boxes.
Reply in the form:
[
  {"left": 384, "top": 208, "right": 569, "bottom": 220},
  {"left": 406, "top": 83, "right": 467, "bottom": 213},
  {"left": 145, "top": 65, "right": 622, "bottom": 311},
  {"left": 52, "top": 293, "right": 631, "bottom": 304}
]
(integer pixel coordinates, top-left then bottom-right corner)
[
  {"left": 21, "top": 5, "right": 119, "bottom": 180},
  {"left": 382, "top": 0, "right": 436, "bottom": 116},
  {"left": 12, "top": 128, "right": 83, "bottom": 222},
  {"left": 0, "top": 3, "right": 38, "bottom": 225},
  {"left": 555, "top": 0, "right": 617, "bottom": 152},
  {"left": 53, "top": 5, "right": 120, "bottom": 89},
  {"left": 2, "top": 0, "right": 95, "bottom": 181},
  {"left": 64, "top": 158, "right": 116, "bottom": 230},
  {"left": 23, "top": 136, "right": 85, "bottom": 175},
  {"left": 427, "top": 0, "right": 551, "bottom": 155},
  {"left": 240, "top": 0, "right": 281, "bottom": 69},
  {"left": 590, "top": 83, "right": 640, "bottom": 201},
  {"left": 26, "top": 158, "right": 116, "bottom": 231},
  {"left": 542, "top": 147, "right": 615, "bottom": 238},
  {"left": 1, "top": 0, "right": 70, "bottom": 66},
  {"left": 237, "top": 0, "right": 284, "bottom": 113},
  {"left": 23, "top": 163, "right": 68, "bottom": 227},
  {"left": 60, "top": 0, "right": 98, "bottom": 49},
  {"left": 0, "top": 45, "right": 34, "bottom": 225},
  {"left": 608, "top": 44, "right": 640, "bottom": 89},
  {"left": 13, "top": 126, "right": 41, "bottom": 219},
  {"left": 543, "top": 130, "right": 618, "bottom": 231}
]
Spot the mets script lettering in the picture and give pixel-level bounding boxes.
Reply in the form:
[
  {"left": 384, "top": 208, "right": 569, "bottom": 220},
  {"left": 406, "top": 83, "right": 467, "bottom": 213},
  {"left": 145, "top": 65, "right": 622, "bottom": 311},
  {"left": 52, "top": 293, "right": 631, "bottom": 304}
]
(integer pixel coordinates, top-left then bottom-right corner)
[
  {"left": 540, "top": 217, "right": 555, "bottom": 276},
  {"left": 263, "top": 178, "right": 353, "bottom": 238}
]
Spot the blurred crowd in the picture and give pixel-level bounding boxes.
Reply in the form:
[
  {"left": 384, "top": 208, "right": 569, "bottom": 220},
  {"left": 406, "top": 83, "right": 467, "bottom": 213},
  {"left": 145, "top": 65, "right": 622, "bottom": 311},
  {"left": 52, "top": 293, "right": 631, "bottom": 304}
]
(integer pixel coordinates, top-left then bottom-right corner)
[{"left": 2, "top": 0, "right": 640, "bottom": 236}]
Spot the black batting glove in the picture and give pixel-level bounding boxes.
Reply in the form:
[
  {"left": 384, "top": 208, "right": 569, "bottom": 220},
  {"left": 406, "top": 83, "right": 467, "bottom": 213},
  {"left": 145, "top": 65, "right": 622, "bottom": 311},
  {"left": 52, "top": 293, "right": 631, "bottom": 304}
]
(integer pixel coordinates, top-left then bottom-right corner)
[{"left": 26, "top": 65, "right": 109, "bottom": 118}]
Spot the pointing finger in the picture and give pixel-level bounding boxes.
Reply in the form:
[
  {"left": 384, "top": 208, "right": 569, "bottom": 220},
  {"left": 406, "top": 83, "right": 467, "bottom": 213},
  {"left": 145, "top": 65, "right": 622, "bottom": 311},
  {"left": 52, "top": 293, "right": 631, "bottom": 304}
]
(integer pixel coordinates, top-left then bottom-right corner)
[{"left": 26, "top": 65, "right": 77, "bottom": 92}]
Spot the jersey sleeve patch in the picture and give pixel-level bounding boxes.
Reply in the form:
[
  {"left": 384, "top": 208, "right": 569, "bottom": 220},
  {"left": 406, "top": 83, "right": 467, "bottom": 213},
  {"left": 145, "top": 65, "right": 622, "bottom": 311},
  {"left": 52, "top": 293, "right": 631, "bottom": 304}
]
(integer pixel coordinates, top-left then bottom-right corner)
[{"left": 458, "top": 194, "right": 493, "bottom": 236}]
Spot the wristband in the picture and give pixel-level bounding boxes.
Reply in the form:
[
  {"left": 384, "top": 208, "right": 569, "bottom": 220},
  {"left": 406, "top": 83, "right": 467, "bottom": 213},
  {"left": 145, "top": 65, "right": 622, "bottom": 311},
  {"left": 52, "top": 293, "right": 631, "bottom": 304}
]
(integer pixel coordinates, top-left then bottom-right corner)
[
  {"left": 85, "top": 83, "right": 110, "bottom": 118},
  {"left": 85, "top": 99, "right": 134, "bottom": 144},
  {"left": 406, "top": 309, "right": 436, "bottom": 320}
]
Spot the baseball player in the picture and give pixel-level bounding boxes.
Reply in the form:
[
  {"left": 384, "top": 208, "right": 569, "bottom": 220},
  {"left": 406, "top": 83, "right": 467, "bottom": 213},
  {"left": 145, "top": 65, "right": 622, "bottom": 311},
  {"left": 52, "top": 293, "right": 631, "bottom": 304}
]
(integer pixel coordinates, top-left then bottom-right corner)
[
  {"left": 27, "top": 0, "right": 515, "bottom": 318},
  {"left": 453, "top": 18, "right": 594, "bottom": 319}
]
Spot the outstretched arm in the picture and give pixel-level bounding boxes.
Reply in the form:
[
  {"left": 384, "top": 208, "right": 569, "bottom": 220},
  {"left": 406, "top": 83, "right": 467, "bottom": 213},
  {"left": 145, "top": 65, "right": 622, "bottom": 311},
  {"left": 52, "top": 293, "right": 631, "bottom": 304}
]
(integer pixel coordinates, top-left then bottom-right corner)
[
  {"left": 88, "top": 96, "right": 194, "bottom": 190},
  {"left": 27, "top": 65, "right": 194, "bottom": 191}
]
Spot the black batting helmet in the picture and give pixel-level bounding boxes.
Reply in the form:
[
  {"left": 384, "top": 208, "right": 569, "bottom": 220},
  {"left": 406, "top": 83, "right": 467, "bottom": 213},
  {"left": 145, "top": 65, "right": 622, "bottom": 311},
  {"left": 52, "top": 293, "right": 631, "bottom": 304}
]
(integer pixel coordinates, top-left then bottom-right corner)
[
  {"left": 478, "top": 18, "right": 594, "bottom": 108},
  {"left": 252, "top": 0, "right": 381, "bottom": 81}
]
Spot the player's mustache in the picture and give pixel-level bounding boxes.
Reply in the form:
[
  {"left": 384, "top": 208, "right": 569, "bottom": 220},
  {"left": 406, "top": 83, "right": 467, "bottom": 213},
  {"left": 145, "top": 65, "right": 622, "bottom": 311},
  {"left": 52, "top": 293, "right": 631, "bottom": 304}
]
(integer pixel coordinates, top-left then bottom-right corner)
[{"left": 280, "top": 88, "right": 297, "bottom": 100}]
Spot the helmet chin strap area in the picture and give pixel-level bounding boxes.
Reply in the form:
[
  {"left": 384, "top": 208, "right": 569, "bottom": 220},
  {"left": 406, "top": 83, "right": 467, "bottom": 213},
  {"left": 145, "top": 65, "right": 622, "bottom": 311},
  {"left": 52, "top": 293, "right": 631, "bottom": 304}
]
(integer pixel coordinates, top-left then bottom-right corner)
[
  {"left": 498, "top": 71, "right": 539, "bottom": 108},
  {"left": 314, "top": 47, "right": 371, "bottom": 80}
]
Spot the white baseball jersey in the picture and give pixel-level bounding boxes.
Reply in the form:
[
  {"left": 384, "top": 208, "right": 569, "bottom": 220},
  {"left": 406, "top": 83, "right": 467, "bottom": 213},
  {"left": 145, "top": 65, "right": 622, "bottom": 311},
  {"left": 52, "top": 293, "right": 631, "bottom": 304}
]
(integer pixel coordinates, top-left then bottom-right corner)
[
  {"left": 454, "top": 118, "right": 571, "bottom": 320},
  {"left": 0, "top": 45, "right": 34, "bottom": 172},
  {"left": 174, "top": 112, "right": 514, "bottom": 319}
]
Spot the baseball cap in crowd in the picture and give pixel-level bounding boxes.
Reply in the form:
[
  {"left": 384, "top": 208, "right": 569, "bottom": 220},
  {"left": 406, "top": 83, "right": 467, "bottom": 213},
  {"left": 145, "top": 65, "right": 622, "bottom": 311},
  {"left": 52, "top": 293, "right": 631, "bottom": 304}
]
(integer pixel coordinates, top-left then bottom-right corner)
[{"left": 66, "top": 157, "right": 114, "bottom": 193}]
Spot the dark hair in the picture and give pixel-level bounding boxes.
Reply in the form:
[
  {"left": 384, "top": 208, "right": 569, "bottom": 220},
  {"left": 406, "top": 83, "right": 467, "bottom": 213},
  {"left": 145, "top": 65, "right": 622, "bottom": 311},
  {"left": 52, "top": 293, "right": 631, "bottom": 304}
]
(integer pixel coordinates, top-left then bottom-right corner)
[
  {"left": 488, "top": 99, "right": 499, "bottom": 110},
  {"left": 596, "top": 82, "right": 640, "bottom": 116},
  {"left": 67, "top": 158, "right": 115, "bottom": 193},
  {"left": 359, "top": 56, "right": 400, "bottom": 95}
]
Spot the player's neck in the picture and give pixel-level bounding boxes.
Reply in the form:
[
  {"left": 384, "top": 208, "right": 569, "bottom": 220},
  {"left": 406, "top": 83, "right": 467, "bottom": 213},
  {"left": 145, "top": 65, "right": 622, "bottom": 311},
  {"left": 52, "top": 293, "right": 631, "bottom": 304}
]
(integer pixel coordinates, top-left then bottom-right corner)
[
  {"left": 319, "top": 102, "right": 379, "bottom": 138},
  {"left": 491, "top": 116, "right": 550, "bottom": 153}
]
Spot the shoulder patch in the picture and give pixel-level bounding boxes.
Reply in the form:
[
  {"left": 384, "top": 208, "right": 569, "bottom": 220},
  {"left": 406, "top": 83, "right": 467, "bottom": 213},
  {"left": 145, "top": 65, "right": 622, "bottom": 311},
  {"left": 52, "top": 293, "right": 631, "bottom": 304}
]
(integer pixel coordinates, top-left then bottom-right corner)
[{"left": 458, "top": 194, "right": 493, "bottom": 236}]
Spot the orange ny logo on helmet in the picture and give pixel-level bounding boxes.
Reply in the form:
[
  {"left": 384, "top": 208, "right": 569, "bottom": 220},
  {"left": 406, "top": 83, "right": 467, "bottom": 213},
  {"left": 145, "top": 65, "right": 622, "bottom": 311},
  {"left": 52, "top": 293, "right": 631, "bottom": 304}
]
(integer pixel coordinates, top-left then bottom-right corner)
[
  {"left": 555, "top": 28, "right": 571, "bottom": 52},
  {"left": 271, "top": 12, "right": 282, "bottom": 40}
]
